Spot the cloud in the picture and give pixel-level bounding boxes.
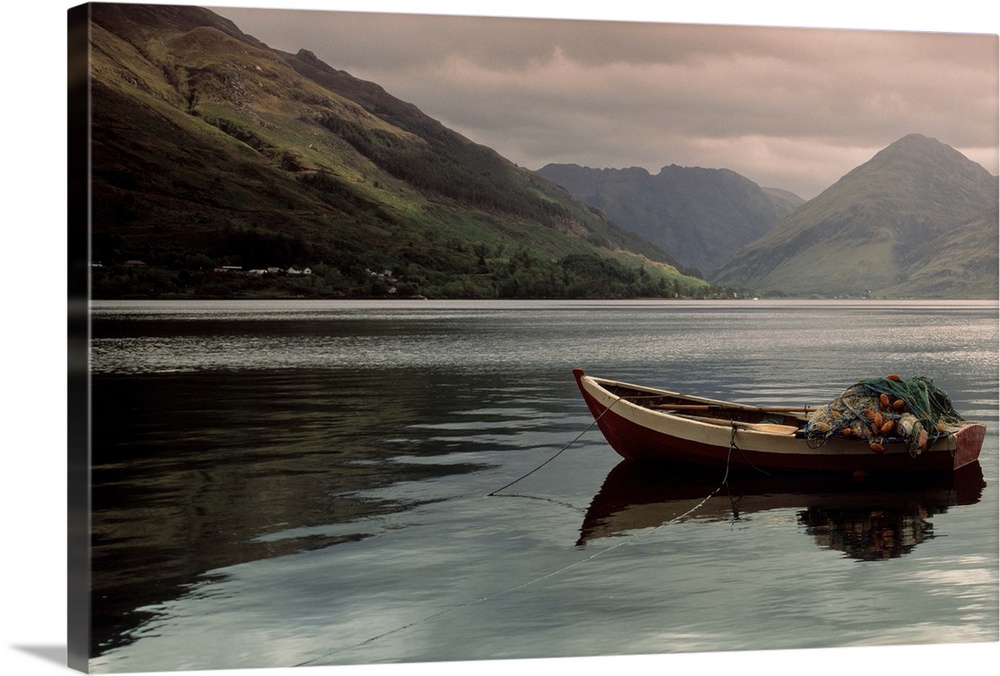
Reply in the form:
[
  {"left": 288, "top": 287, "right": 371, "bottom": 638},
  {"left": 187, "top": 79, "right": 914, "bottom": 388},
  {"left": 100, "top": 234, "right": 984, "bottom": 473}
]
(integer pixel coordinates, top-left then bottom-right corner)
[{"left": 210, "top": 2, "right": 998, "bottom": 199}]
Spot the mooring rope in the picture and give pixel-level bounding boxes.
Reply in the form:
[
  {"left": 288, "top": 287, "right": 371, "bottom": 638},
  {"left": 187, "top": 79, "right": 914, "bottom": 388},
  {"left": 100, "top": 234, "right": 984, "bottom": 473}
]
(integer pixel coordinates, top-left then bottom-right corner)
[
  {"left": 296, "top": 448, "right": 734, "bottom": 667},
  {"left": 487, "top": 393, "right": 625, "bottom": 496},
  {"left": 295, "top": 395, "right": 741, "bottom": 666},
  {"left": 727, "top": 423, "right": 771, "bottom": 476}
]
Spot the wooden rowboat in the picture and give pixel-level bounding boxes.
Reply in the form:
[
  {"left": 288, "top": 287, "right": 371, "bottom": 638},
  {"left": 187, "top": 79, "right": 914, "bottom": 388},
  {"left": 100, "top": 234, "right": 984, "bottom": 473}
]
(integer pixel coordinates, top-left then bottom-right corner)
[{"left": 572, "top": 368, "right": 985, "bottom": 474}]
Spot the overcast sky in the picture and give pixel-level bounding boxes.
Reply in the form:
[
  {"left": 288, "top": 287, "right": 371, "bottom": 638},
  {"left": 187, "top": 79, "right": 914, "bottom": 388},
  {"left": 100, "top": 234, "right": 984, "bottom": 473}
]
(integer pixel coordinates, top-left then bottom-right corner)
[
  {"left": 166, "top": 3, "right": 992, "bottom": 199},
  {"left": 203, "top": 1, "right": 998, "bottom": 199}
]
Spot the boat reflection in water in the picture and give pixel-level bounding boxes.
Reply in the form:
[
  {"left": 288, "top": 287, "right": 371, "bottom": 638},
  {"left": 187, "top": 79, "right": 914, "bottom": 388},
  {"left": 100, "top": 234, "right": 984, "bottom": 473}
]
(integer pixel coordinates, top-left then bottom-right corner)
[{"left": 578, "top": 459, "right": 985, "bottom": 561}]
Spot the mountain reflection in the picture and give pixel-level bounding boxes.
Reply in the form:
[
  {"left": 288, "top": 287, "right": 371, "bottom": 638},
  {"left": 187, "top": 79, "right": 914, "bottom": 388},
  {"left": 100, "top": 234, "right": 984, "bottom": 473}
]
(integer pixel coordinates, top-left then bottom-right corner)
[
  {"left": 90, "top": 368, "right": 488, "bottom": 658},
  {"left": 578, "top": 460, "right": 985, "bottom": 560}
]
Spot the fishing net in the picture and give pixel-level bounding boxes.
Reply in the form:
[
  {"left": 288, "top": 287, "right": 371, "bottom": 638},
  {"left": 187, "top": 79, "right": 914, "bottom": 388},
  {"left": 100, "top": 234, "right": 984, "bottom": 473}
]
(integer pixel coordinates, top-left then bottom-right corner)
[{"left": 803, "top": 375, "right": 966, "bottom": 456}]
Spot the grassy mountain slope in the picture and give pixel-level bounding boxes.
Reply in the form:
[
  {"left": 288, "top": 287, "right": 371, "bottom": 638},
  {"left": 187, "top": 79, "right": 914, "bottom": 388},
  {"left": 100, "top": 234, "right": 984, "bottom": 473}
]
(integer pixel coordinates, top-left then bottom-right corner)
[
  {"left": 881, "top": 208, "right": 999, "bottom": 298},
  {"left": 713, "top": 134, "right": 999, "bottom": 298},
  {"left": 536, "top": 163, "right": 804, "bottom": 277},
  {"left": 86, "top": 3, "right": 706, "bottom": 299}
]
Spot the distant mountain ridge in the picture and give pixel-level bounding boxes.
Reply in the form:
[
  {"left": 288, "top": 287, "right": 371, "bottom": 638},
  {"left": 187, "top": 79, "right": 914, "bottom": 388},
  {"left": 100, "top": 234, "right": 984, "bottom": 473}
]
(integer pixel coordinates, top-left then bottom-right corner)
[
  {"left": 84, "top": 3, "right": 707, "bottom": 299},
  {"left": 536, "top": 163, "right": 804, "bottom": 276},
  {"left": 713, "top": 134, "right": 999, "bottom": 298}
]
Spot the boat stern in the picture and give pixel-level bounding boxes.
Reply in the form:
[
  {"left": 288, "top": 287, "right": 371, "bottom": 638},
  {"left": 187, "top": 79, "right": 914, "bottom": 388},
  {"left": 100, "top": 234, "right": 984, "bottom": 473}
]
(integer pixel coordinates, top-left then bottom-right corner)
[{"left": 951, "top": 423, "right": 986, "bottom": 470}]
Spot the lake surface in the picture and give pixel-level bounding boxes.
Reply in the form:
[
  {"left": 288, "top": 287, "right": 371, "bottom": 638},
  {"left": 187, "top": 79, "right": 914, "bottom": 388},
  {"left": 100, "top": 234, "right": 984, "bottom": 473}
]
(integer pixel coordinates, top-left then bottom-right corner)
[{"left": 87, "top": 300, "right": 999, "bottom": 672}]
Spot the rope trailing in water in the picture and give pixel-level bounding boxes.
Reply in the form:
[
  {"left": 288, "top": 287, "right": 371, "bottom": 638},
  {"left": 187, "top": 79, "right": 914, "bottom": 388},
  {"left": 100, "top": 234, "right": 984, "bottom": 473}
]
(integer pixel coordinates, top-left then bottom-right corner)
[
  {"left": 300, "top": 470, "right": 731, "bottom": 666},
  {"left": 487, "top": 394, "right": 624, "bottom": 496},
  {"left": 296, "top": 399, "right": 743, "bottom": 666}
]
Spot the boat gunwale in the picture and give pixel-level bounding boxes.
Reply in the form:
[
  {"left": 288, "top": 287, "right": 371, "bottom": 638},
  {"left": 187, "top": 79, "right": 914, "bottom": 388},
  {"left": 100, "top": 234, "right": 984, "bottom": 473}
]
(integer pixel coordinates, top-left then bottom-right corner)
[{"left": 582, "top": 374, "right": 814, "bottom": 433}]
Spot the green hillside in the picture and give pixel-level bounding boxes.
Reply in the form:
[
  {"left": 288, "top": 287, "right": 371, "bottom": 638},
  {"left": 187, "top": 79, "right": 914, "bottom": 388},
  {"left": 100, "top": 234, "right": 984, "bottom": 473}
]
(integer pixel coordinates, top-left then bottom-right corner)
[
  {"left": 84, "top": 3, "right": 708, "bottom": 300},
  {"left": 881, "top": 208, "right": 999, "bottom": 298},
  {"left": 714, "top": 134, "right": 999, "bottom": 299}
]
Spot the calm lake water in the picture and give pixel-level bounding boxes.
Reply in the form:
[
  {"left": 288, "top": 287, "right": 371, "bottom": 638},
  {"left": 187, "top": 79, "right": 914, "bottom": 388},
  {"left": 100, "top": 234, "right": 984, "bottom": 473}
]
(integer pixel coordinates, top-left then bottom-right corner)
[{"left": 88, "top": 300, "right": 999, "bottom": 672}]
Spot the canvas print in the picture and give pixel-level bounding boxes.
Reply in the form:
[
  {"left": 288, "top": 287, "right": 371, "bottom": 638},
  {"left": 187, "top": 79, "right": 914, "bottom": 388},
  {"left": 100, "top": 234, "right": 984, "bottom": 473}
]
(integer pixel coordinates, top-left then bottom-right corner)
[{"left": 68, "top": 2, "right": 999, "bottom": 674}]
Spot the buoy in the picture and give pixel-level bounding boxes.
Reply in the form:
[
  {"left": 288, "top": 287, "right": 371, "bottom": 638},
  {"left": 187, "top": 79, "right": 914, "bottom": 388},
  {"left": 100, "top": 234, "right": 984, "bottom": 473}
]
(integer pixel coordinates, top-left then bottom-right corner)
[
  {"left": 870, "top": 442, "right": 886, "bottom": 453},
  {"left": 879, "top": 393, "right": 890, "bottom": 409},
  {"left": 892, "top": 399, "right": 906, "bottom": 412},
  {"left": 880, "top": 420, "right": 895, "bottom": 435},
  {"left": 842, "top": 428, "right": 854, "bottom": 438},
  {"left": 887, "top": 374, "right": 902, "bottom": 382}
]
